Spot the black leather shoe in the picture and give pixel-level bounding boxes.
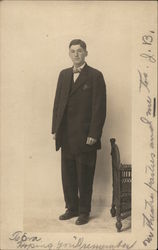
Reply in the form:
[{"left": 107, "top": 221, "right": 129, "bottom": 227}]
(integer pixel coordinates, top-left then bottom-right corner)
[
  {"left": 75, "top": 214, "right": 89, "bottom": 225},
  {"left": 59, "top": 210, "right": 78, "bottom": 220}
]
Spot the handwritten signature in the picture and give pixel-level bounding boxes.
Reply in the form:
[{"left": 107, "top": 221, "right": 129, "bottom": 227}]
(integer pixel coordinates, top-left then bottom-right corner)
[
  {"left": 140, "top": 116, "right": 154, "bottom": 149},
  {"left": 142, "top": 191, "right": 155, "bottom": 246},
  {"left": 138, "top": 70, "right": 150, "bottom": 93},
  {"left": 9, "top": 231, "right": 137, "bottom": 250},
  {"left": 9, "top": 231, "right": 53, "bottom": 250},
  {"left": 56, "top": 236, "right": 136, "bottom": 250},
  {"left": 143, "top": 152, "right": 156, "bottom": 246},
  {"left": 139, "top": 31, "right": 157, "bottom": 248},
  {"left": 144, "top": 152, "right": 156, "bottom": 193},
  {"left": 140, "top": 33, "right": 156, "bottom": 63}
]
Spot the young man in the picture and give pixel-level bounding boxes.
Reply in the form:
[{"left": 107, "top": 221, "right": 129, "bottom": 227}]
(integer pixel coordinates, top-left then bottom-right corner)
[{"left": 52, "top": 39, "right": 106, "bottom": 225}]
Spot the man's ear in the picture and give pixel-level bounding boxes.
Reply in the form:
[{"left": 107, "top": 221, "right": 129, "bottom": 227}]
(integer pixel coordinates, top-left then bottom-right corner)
[{"left": 85, "top": 50, "right": 88, "bottom": 57}]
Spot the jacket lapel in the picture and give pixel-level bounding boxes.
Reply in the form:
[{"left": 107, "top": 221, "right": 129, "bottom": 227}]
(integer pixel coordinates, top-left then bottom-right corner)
[
  {"left": 62, "top": 67, "right": 73, "bottom": 101},
  {"left": 70, "top": 64, "right": 89, "bottom": 96}
]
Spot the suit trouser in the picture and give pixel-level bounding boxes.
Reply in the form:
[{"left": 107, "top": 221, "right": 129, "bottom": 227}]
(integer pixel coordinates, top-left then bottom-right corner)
[{"left": 61, "top": 149, "right": 97, "bottom": 214}]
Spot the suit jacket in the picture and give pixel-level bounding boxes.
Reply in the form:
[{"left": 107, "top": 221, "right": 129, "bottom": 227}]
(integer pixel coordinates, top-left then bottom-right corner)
[{"left": 52, "top": 64, "right": 106, "bottom": 153}]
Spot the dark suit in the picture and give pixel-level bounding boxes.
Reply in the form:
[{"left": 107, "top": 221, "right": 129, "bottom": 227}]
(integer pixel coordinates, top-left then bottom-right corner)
[{"left": 52, "top": 64, "right": 106, "bottom": 214}]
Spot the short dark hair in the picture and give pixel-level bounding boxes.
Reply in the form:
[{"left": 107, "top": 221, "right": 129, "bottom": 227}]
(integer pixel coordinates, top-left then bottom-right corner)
[{"left": 69, "top": 39, "right": 87, "bottom": 50}]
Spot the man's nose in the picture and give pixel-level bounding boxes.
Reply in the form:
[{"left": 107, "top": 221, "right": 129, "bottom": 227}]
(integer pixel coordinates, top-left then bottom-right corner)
[{"left": 74, "top": 51, "right": 78, "bottom": 57}]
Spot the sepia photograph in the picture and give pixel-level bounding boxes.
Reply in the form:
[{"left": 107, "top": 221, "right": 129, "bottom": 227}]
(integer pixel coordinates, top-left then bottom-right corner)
[{"left": 0, "top": 1, "right": 157, "bottom": 250}]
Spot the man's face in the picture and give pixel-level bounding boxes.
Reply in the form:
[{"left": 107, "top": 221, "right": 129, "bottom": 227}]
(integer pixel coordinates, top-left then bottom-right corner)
[{"left": 69, "top": 44, "right": 88, "bottom": 67}]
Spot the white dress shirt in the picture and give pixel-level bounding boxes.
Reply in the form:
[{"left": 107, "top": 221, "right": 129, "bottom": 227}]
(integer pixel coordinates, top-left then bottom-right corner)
[{"left": 73, "top": 62, "right": 86, "bottom": 82}]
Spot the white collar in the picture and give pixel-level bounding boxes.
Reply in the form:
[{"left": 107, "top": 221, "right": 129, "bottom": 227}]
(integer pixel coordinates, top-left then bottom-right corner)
[{"left": 73, "top": 62, "right": 86, "bottom": 70}]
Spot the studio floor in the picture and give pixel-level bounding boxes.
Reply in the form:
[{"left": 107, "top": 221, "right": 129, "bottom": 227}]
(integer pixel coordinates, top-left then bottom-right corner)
[{"left": 23, "top": 199, "right": 131, "bottom": 233}]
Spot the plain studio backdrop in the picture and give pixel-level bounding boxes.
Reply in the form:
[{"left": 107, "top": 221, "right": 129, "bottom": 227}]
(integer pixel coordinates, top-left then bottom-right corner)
[{"left": 1, "top": 1, "right": 132, "bottom": 231}]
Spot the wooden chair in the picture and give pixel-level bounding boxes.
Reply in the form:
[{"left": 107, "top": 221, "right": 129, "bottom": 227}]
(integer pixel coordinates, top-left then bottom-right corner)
[{"left": 110, "top": 138, "right": 131, "bottom": 232}]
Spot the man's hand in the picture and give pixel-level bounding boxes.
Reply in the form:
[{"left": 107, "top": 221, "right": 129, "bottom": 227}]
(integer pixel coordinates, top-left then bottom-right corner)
[
  {"left": 53, "top": 133, "right": 56, "bottom": 140},
  {"left": 86, "top": 137, "right": 97, "bottom": 145}
]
